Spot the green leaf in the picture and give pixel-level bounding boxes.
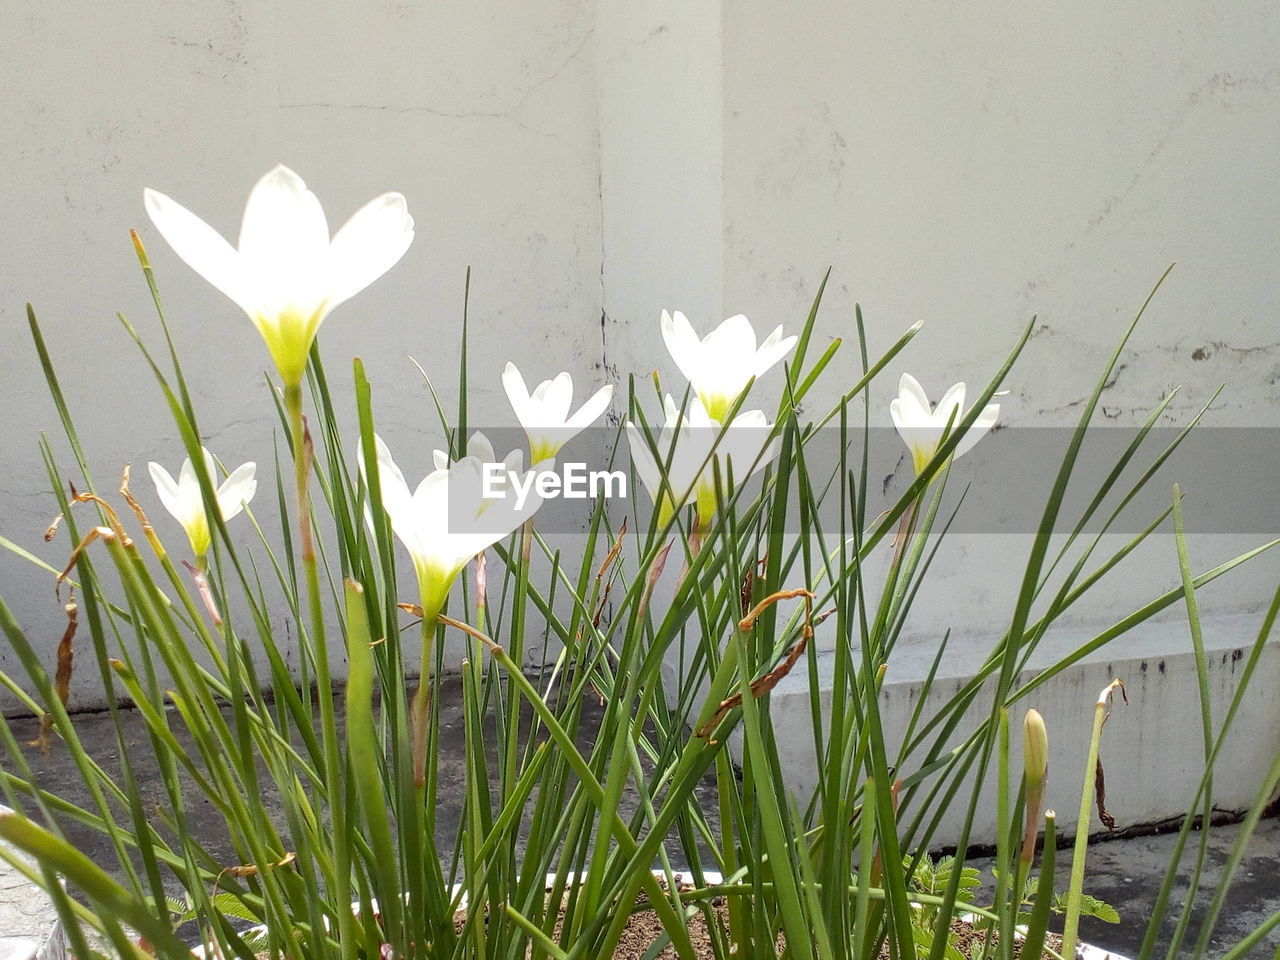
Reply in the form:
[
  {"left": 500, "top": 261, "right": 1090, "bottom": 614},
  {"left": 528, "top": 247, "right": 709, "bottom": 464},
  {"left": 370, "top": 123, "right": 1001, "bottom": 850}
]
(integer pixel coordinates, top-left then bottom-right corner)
[{"left": 1055, "top": 892, "right": 1120, "bottom": 924}]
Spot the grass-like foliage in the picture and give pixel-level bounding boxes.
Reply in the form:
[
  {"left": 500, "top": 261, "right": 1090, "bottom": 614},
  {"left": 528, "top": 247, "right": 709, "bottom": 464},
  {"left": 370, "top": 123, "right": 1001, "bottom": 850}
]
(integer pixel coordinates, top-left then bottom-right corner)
[{"left": 0, "top": 169, "right": 1277, "bottom": 960}]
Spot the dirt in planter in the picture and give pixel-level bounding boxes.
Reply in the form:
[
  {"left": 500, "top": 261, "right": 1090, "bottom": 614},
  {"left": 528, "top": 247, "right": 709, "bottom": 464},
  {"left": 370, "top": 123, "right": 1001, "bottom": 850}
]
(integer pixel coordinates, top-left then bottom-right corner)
[
  {"left": 248, "top": 910, "right": 1066, "bottom": 959},
  {"left": 458, "top": 901, "right": 1067, "bottom": 959},
  {"left": 606, "top": 908, "right": 1066, "bottom": 959}
]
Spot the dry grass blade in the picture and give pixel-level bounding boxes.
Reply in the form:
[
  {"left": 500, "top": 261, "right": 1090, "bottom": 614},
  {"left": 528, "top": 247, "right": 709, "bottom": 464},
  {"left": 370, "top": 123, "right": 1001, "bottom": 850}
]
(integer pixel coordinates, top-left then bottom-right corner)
[
  {"left": 1094, "top": 680, "right": 1128, "bottom": 832},
  {"left": 697, "top": 588, "right": 816, "bottom": 739},
  {"left": 120, "top": 462, "right": 166, "bottom": 559},
  {"left": 30, "top": 591, "right": 77, "bottom": 752}
]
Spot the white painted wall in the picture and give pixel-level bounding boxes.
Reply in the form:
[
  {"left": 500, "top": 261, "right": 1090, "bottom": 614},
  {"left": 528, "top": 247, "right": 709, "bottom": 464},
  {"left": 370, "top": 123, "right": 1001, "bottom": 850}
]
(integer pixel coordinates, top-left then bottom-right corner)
[
  {"left": 0, "top": 0, "right": 604, "bottom": 705},
  {"left": 1, "top": 0, "right": 1277, "bottom": 832},
  {"left": 713, "top": 0, "right": 1280, "bottom": 646},
  {"left": 597, "top": 0, "right": 724, "bottom": 369}
]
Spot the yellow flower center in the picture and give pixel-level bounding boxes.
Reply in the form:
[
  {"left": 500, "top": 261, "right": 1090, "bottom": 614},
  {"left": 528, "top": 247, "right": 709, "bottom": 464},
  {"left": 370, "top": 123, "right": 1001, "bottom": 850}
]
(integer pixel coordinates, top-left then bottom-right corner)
[
  {"left": 698, "top": 391, "right": 733, "bottom": 423},
  {"left": 253, "top": 306, "right": 327, "bottom": 387},
  {"left": 184, "top": 512, "right": 212, "bottom": 561},
  {"left": 529, "top": 438, "right": 561, "bottom": 465}
]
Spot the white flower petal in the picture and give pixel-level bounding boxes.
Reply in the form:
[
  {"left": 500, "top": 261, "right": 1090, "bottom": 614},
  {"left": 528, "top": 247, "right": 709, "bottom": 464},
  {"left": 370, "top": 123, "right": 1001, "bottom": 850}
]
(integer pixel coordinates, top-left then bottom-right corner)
[
  {"left": 504, "top": 449, "right": 526, "bottom": 475},
  {"left": 663, "top": 394, "right": 683, "bottom": 425},
  {"left": 934, "top": 382, "right": 968, "bottom": 428},
  {"left": 200, "top": 446, "right": 220, "bottom": 482},
  {"left": 411, "top": 467, "right": 450, "bottom": 513},
  {"left": 467, "top": 431, "right": 496, "bottom": 464},
  {"left": 892, "top": 384, "right": 943, "bottom": 472},
  {"left": 889, "top": 397, "right": 923, "bottom": 439},
  {"left": 237, "top": 166, "right": 332, "bottom": 319},
  {"left": 215, "top": 462, "right": 257, "bottom": 522},
  {"left": 538, "top": 373, "right": 574, "bottom": 423},
  {"left": 896, "top": 425, "right": 940, "bottom": 463},
  {"left": 148, "top": 462, "right": 186, "bottom": 524},
  {"left": 625, "top": 422, "right": 664, "bottom": 501},
  {"left": 759, "top": 325, "right": 787, "bottom": 351},
  {"left": 954, "top": 403, "right": 1000, "bottom": 460},
  {"left": 897, "top": 374, "right": 932, "bottom": 420},
  {"left": 728, "top": 408, "right": 770, "bottom": 428},
  {"left": 144, "top": 188, "right": 255, "bottom": 315},
  {"left": 502, "top": 362, "right": 532, "bottom": 419},
  {"left": 237, "top": 165, "right": 330, "bottom": 267},
  {"left": 753, "top": 333, "right": 798, "bottom": 378},
  {"left": 326, "top": 192, "right": 415, "bottom": 310},
  {"left": 661, "top": 309, "right": 702, "bottom": 383},
  {"left": 708, "top": 313, "right": 758, "bottom": 353},
  {"left": 404, "top": 468, "right": 449, "bottom": 564},
  {"left": 452, "top": 459, "right": 541, "bottom": 555},
  {"left": 565, "top": 384, "right": 613, "bottom": 432},
  {"left": 373, "top": 434, "right": 414, "bottom": 528},
  {"left": 178, "top": 456, "right": 200, "bottom": 497},
  {"left": 755, "top": 436, "right": 781, "bottom": 475}
]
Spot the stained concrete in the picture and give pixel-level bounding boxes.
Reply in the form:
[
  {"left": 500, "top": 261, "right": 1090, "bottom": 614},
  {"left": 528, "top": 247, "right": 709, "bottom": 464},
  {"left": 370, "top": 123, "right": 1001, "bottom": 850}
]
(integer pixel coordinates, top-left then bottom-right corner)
[
  {"left": 0, "top": 848, "right": 59, "bottom": 954},
  {"left": 769, "top": 616, "right": 1280, "bottom": 845},
  {"left": 968, "top": 818, "right": 1280, "bottom": 958}
]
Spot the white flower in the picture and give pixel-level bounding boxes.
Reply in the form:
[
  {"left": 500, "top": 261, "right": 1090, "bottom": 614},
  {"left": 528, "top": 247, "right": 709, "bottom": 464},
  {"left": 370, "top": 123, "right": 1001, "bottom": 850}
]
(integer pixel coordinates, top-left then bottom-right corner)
[
  {"left": 626, "top": 396, "right": 776, "bottom": 528},
  {"left": 431, "top": 430, "right": 521, "bottom": 474},
  {"left": 144, "top": 164, "right": 414, "bottom": 387},
  {"left": 433, "top": 430, "right": 526, "bottom": 496},
  {"left": 660, "top": 310, "right": 797, "bottom": 421},
  {"left": 890, "top": 373, "right": 1000, "bottom": 476},
  {"left": 502, "top": 362, "right": 612, "bottom": 464},
  {"left": 374, "top": 435, "right": 543, "bottom": 615},
  {"left": 148, "top": 448, "right": 257, "bottom": 560}
]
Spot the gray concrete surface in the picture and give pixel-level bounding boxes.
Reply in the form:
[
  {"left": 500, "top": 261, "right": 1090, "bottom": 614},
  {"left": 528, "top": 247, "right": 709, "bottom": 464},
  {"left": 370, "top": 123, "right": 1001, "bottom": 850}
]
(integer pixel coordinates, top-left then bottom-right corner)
[
  {"left": 770, "top": 615, "right": 1280, "bottom": 846},
  {"left": 969, "top": 818, "right": 1280, "bottom": 958},
  {"left": 0, "top": 681, "right": 721, "bottom": 953},
  {"left": 0, "top": 858, "right": 53, "bottom": 951},
  {"left": 0, "top": 821, "right": 65, "bottom": 958},
  {"left": 3, "top": 687, "right": 1279, "bottom": 957}
]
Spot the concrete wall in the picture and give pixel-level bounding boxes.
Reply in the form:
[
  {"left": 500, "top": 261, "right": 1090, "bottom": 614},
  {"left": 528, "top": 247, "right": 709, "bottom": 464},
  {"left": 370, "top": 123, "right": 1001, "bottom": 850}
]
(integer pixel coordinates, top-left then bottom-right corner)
[
  {"left": 713, "top": 0, "right": 1280, "bottom": 644},
  {"left": 2, "top": 1, "right": 1278, "bottom": 829},
  {"left": 0, "top": 0, "right": 605, "bottom": 703}
]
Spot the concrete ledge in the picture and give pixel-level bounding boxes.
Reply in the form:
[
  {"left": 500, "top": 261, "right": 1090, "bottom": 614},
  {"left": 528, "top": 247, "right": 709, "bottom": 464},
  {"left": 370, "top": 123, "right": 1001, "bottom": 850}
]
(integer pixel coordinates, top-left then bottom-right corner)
[
  {"left": 0, "top": 809, "right": 66, "bottom": 960},
  {"left": 765, "top": 611, "right": 1278, "bottom": 845}
]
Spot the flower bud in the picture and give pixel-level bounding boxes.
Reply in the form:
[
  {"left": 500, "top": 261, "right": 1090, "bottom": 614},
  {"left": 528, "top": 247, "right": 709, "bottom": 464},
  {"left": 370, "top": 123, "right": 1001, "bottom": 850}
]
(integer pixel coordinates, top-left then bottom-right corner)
[
  {"left": 1023, "top": 708, "right": 1049, "bottom": 790},
  {"left": 1020, "top": 709, "right": 1051, "bottom": 870}
]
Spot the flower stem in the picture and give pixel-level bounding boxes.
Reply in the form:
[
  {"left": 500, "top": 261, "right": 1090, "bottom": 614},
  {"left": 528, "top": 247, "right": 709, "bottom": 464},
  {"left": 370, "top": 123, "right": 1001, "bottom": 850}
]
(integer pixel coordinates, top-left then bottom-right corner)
[
  {"left": 409, "top": 596, "right": 449, "bottom": 927},
  {"left": 284, "top": 382, "right": 354, "bottom": 959},
  {"left": 1062, "top": 678, "right": 1123, "bottom": 960},
  {"left": 410, "top": 606, "right": 440, "bottom": 788}
]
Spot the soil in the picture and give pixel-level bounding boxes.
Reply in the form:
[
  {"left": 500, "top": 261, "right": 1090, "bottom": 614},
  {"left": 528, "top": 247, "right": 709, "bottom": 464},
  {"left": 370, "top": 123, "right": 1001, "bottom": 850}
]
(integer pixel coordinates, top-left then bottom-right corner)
[
  {"left": 602, "top": 907, "right": 1066, "bottom": 959},
  {"left": 460, "top": 900, "right": 1068, "bottom": 959},
  {"left": 246, "top": 907, "right": 1068, "bottom": 959}
]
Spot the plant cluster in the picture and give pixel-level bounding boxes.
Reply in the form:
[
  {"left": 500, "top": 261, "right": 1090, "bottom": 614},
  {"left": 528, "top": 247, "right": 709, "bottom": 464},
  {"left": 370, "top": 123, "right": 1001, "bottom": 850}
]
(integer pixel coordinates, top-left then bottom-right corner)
[{"left": 0, "top": 165, "right": 1277, "bottom": 960}]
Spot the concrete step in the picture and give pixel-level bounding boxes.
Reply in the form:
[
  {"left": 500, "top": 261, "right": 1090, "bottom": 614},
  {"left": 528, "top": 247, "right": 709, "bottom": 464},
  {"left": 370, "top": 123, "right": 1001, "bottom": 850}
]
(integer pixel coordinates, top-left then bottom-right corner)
[
  {"left": 0, "top": 807, "right": 65, "bottom": 960},
  {"left": 765, "top": 610, "right": 1279, "bottom": 844}
]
